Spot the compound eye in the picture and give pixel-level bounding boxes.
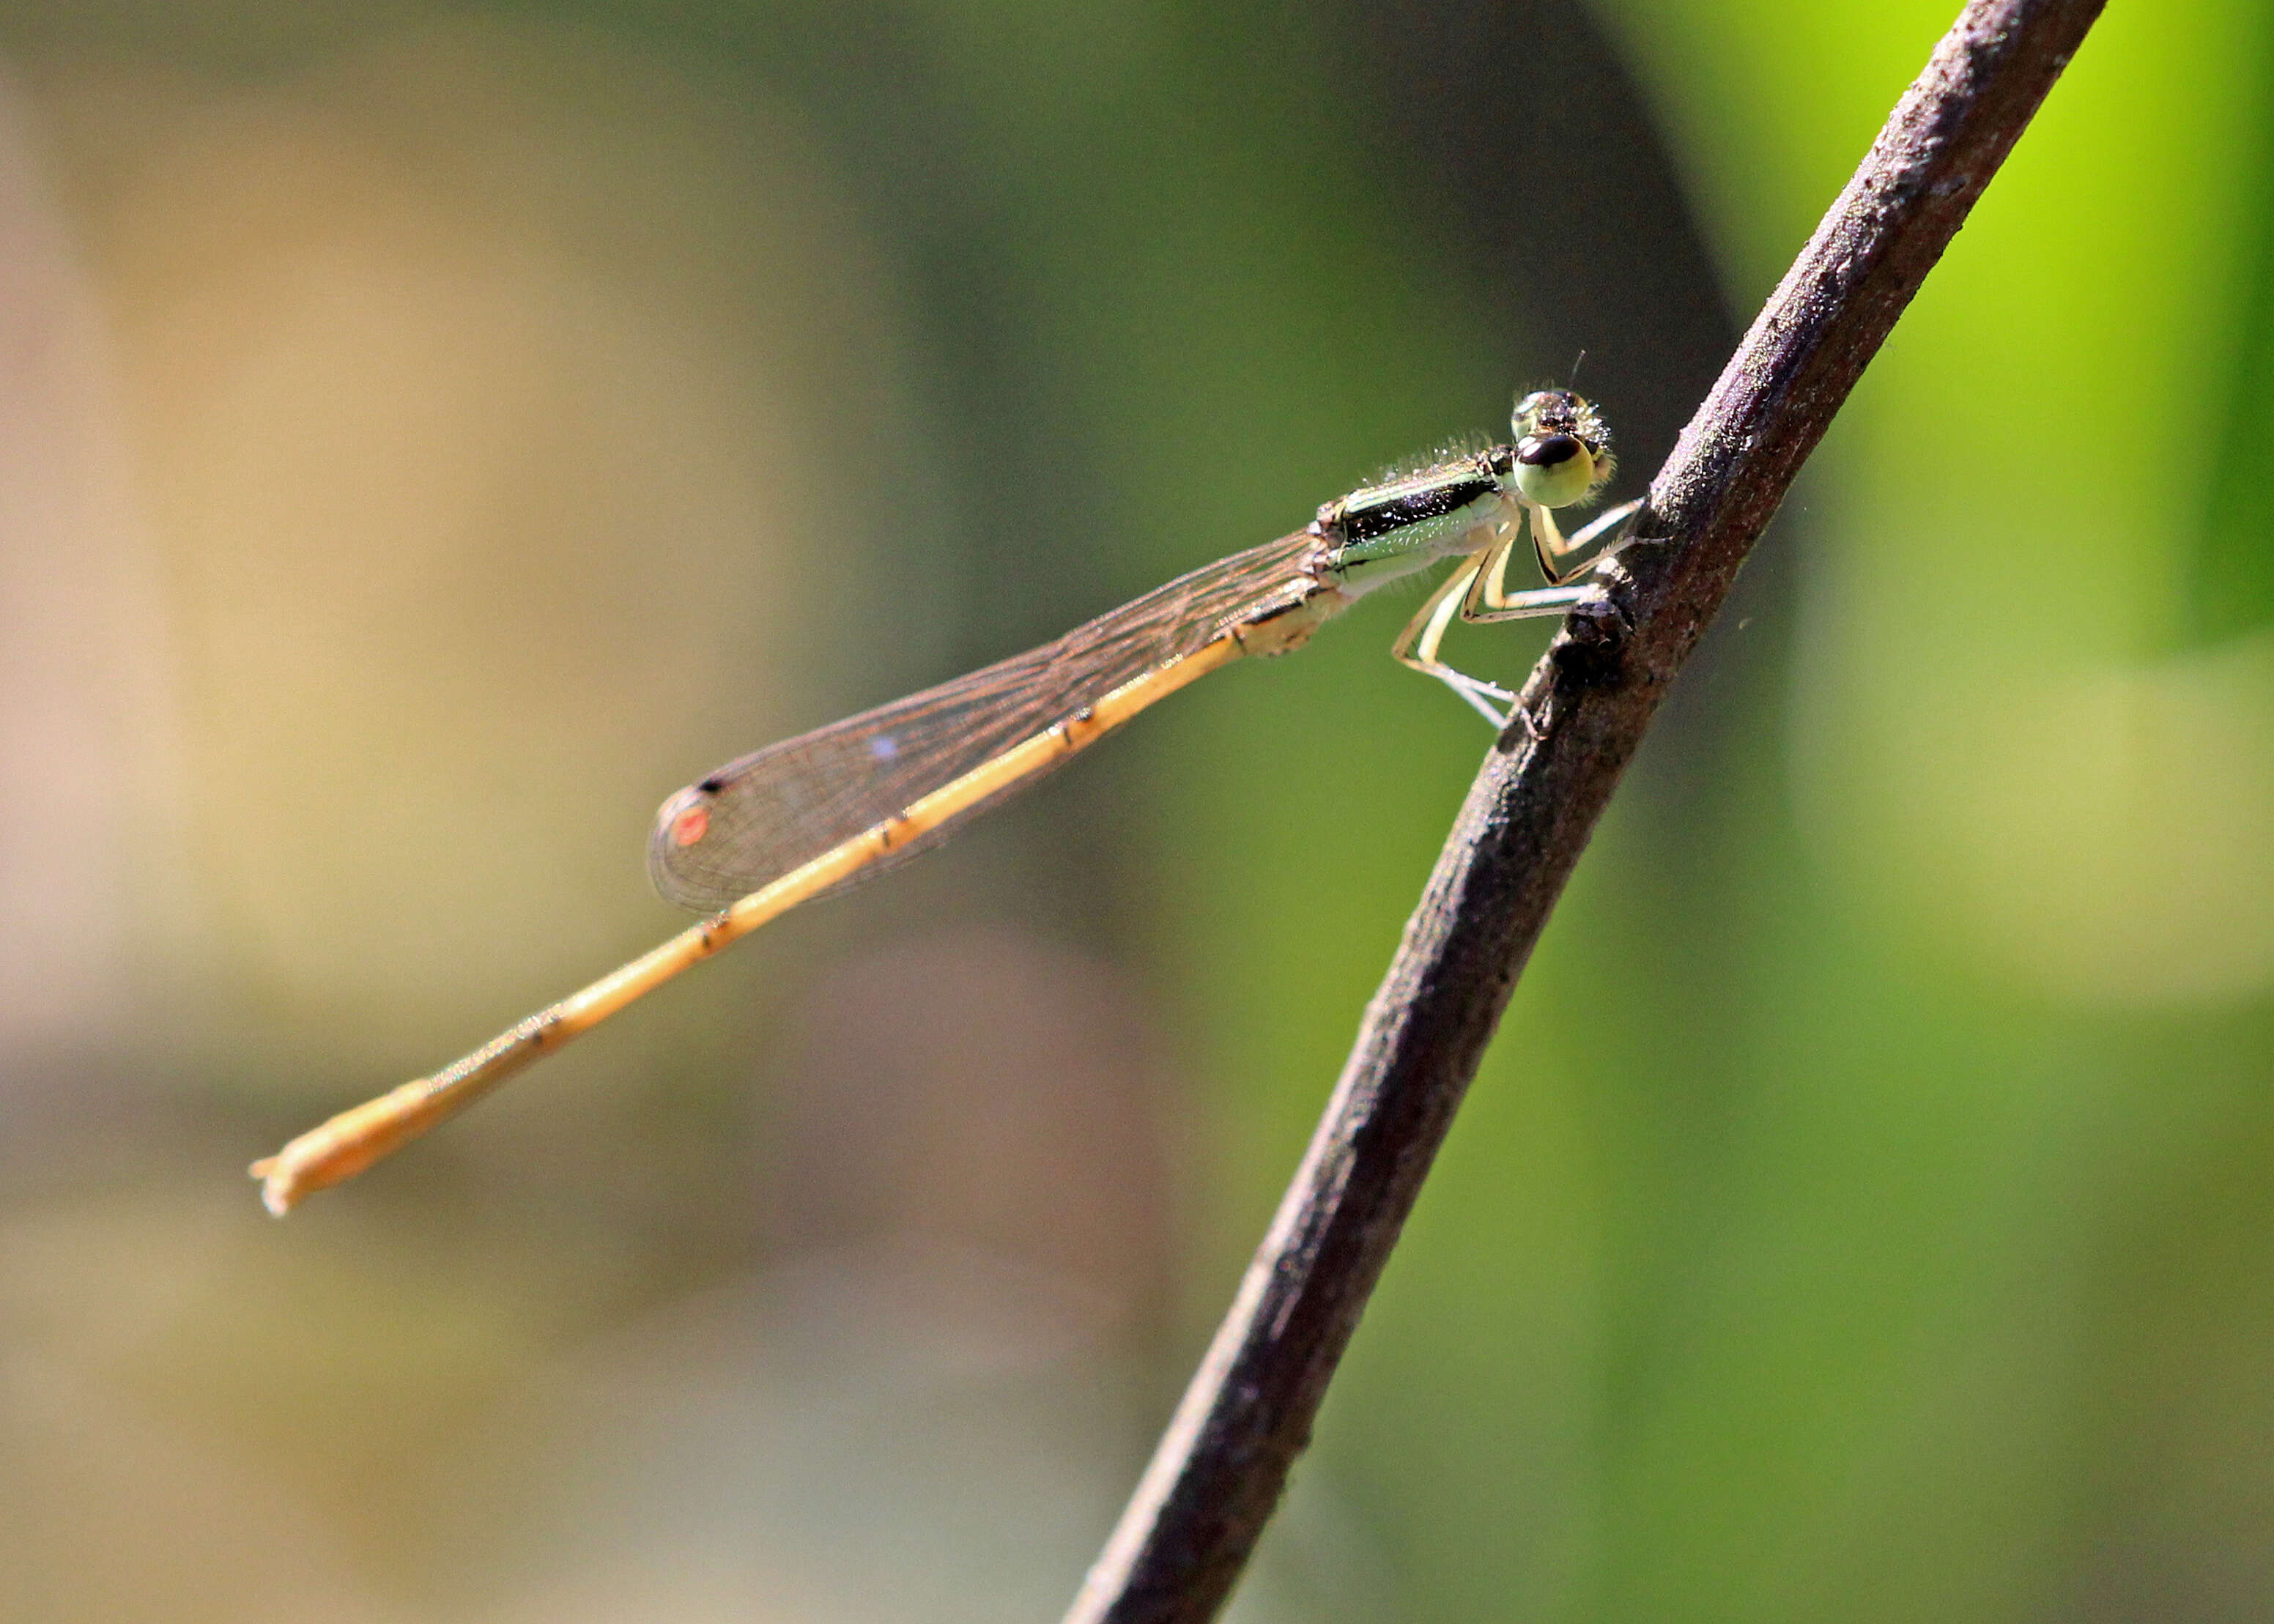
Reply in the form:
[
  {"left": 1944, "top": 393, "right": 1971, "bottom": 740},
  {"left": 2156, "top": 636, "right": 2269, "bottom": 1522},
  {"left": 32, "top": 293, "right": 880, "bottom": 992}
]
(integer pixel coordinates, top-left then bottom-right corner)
[
  {"left": 1512, "top": 431, "right": 1597, "bottom": 507},
  {"left": 1513, "top": 387, "right": 1579, "bottom": 435}
]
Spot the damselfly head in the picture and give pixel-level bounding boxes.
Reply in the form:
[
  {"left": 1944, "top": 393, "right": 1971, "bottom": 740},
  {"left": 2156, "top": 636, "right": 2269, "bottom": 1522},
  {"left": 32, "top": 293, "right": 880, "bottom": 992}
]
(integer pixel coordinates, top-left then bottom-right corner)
[{"left": 1509, "top": 388, "right": 1615, "bottom": 509}]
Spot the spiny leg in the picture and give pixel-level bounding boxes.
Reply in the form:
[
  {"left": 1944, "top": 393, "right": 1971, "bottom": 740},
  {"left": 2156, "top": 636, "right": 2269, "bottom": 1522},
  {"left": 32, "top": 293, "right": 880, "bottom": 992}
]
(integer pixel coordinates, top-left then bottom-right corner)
[
  {"left": 1530, "top": 496, "right": 1644, "bottom": 587},
  {"left": 1391, "top": 547, "right": 1519, "bottom": 728},
  {"left": 1456, "top": 505, "right": 1608, "bottom": 626},
  {"left": 1395, "top": 500, "right": 1645, "bottom": 726},
  {"left": 1563, "top": 496, "right": 1643, "bottom": 559},
  {"left": 1459, "top": 574, "right": 1596, "bottom": 626}
]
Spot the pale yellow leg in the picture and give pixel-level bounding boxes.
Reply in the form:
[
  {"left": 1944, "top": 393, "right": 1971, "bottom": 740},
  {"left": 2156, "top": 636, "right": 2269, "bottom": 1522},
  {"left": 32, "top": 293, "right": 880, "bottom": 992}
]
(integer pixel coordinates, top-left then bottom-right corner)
[
  {"left": 1527, "top": 496, "right": 1642, "bottom": 588},
  {"left": 1456, "top": 510, "right": 1596, "bottom": 626},
  {"left": 1452, "top": 497, "right": 1643, "bottom": 629},
  {"left": 1392, "top": 549, "right": 1519, "bottom": 727}
]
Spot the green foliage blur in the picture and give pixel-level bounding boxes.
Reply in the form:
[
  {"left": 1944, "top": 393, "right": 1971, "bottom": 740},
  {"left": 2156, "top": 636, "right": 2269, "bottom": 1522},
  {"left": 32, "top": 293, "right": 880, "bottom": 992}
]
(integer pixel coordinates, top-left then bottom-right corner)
[{"left": 1, "top": 2, "right": 2268, "bottom": 1620}]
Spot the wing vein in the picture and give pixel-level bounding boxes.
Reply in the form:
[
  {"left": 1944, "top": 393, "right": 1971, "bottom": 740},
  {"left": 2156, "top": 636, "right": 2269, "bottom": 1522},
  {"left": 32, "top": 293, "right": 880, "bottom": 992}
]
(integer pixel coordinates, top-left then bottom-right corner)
[{"left": 648, "top": 528, "right": 1325, "bottom": 910}]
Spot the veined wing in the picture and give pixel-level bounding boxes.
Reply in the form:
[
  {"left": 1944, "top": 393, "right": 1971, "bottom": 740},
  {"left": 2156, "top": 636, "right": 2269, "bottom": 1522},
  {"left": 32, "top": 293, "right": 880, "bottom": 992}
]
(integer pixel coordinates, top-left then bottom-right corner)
[{"left": 648, "top": 528, "right": 1326, "bottom": 911}]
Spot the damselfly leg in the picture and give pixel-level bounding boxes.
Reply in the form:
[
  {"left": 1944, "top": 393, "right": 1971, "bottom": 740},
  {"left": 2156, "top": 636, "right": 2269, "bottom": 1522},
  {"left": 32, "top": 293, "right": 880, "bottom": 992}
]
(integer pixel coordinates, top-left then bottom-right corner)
[{"left": 1392, "top": 496, "right": 1642, "bottom": 727}]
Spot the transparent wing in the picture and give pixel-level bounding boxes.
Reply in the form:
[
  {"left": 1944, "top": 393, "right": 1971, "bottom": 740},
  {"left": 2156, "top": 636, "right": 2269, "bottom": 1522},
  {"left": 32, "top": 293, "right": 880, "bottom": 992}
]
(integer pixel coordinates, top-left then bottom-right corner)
[{"left": 648, "top": 528, "right": 1325, "bottom": 911}]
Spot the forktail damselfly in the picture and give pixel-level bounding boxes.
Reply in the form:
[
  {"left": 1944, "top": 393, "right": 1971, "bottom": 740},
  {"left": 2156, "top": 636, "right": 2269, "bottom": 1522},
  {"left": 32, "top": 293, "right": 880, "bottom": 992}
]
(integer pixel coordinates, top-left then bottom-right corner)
[{"left": 253, "top": 389, "right": 1640, "bottom": 1213}]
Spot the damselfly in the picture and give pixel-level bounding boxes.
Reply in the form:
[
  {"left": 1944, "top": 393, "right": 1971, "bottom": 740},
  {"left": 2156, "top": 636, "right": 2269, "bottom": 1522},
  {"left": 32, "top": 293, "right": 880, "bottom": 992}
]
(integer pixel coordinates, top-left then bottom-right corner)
[{"left": 253, "top": 389, "right": 1640, "bottom": 1213}]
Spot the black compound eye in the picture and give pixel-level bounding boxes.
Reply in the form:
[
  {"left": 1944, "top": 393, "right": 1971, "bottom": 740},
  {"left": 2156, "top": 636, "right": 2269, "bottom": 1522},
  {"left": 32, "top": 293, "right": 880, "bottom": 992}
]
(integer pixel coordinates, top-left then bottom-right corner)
[
  {"left": 1512, "top": 430, "right": 1602, "bottom": 508},
  {"left": 1516, "top": 432, "right": 1582, "bottom": 467}
]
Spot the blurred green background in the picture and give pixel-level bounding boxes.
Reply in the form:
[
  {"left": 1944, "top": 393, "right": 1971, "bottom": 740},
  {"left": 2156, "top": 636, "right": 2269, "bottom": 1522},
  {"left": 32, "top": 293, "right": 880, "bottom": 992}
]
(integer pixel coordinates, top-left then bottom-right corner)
[{"left": 0, "top": 1, "right": 2268, "bottom": 1620}]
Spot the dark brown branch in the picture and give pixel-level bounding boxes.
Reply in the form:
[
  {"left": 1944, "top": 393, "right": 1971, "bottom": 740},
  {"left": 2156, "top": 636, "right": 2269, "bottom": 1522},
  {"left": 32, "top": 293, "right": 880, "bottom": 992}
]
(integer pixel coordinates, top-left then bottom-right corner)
[{"left": 1062, "top": 2, "right": 2106, "bottom": 1620}]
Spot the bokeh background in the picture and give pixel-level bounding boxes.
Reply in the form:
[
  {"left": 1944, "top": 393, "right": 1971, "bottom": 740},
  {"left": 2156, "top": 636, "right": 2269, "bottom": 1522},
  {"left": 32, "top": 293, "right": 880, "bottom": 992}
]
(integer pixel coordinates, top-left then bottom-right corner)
[{"left": 1, "top": 1, "right": 2268, "bottom": 1620}]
